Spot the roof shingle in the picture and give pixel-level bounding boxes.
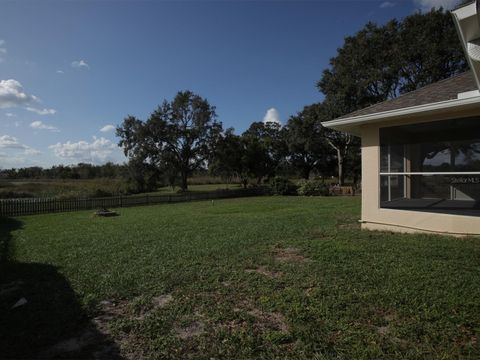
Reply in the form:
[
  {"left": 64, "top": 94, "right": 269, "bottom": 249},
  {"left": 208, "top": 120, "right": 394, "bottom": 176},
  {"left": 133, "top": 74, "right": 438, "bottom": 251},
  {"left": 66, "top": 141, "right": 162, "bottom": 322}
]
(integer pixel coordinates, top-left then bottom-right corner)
[{"left": 338, "top": 71, "right": 477, "bottom": 119}]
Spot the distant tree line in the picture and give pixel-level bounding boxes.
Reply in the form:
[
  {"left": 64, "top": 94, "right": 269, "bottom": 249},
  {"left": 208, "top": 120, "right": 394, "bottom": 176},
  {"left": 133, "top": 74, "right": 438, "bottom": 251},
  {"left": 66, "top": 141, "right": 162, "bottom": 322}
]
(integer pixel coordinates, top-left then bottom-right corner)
[{"left": 0, "top": 163, "right": 126, "bottom": 180}]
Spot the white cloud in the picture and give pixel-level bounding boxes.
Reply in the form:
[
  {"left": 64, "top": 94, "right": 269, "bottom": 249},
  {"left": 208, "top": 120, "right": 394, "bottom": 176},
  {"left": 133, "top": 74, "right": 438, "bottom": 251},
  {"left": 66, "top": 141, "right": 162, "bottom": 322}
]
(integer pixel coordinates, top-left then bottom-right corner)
[
  {"left": 414, "top": 0, "right": 459, "bottom": 11},
  {"left": 26, "top": 107, "right": 57, "bottom": 115},
  {"left": 263, "top": 108, "right": 282, "bottom": 126},
  {"left": 0, "top": 134, "right": 40, "bottom": 155},
  {"left": 5, "top": 112, "right": 16, "bottom": 117},
  {"left": 100, "top": 124, "right": 115, "bottom": 133},
  {"left": 49, "top": 136, "right": 119, "bottom": 164},
  {"left": 30, "top": 120, "right": 59, "bottom": 132},
  {"left": 380, "top": 1, "right": 395, "bottom": 8},
  {"left": 0, "top": 79, "right": 56, "bottom": 118},
  {"left": 24, "top": 147, "right": 41, "bottom": 156},
  {"left": 0, "top": 135, "right": 25, "bottom": 149},
  {"left": 0, "top": 79, "right": 39, "bottom": 109},
  {"left": 56, "top": 70, "right": 64, "bottom": 74},
  {"left": 71, "top": 60, "right": 90, "bottom": 69}
]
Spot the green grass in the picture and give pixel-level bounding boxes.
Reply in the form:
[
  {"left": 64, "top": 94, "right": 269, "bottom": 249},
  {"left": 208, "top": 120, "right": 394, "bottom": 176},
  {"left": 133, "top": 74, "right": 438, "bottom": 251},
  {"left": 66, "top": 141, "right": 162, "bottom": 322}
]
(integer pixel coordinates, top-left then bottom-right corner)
[{"left": 1, "top": 196, "right": 479, "bottom": 359}]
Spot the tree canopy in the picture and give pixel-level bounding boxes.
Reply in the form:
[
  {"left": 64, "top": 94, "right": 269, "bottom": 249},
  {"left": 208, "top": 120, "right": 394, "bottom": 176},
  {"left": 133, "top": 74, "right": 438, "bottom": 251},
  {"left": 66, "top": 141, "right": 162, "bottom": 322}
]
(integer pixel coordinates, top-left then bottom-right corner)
[
  {"left": 242, "top": 121, "right": 286, "bottom": 183},
  {"left": 117, "top": 91, "right": 222, "bottom": 191},
  {"left": 318, "top": 8, "right": 467, "bottom": 117},
  {"left": 284, "top": 104, "right": 334, "bottom": 179},
  {"left": 316, "top": 8, "right": 467, "bottom": 184}
]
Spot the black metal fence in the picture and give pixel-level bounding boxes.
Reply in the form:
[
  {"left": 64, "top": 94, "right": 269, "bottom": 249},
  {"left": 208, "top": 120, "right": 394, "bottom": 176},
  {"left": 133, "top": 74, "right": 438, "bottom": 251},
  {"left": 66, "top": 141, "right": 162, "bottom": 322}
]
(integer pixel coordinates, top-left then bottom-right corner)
[{"left": 0, "top": 188, "right": 264, "bottom": 217}]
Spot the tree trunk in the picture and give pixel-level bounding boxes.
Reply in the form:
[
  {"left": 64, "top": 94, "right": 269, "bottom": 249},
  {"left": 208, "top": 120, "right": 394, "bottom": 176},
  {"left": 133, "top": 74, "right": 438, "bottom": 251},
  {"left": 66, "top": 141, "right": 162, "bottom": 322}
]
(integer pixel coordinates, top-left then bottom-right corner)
[
  {"left": 337, "top": 149, "right": 345, "bottom": 186},
  {"left": 302, "top": 166, "right": 311, "bottom": 180},
  {"left": 180, "top": 172, "right": 188, "bottom": 191},
  {"left": 326, "top": 135, "right": 351, "bottom": 187}
]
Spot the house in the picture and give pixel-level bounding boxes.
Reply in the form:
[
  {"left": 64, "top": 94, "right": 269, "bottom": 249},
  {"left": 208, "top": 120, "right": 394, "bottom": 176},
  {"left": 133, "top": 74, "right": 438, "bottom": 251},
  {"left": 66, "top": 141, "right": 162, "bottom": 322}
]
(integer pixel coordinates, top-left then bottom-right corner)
[{"left": 323, "top": 1, "right": 480, "bottom": 236}]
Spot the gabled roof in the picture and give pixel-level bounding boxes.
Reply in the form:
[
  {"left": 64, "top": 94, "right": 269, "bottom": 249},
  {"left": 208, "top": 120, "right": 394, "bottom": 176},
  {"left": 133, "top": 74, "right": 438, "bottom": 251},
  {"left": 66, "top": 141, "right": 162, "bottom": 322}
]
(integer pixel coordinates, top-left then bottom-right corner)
[
  {"left": 323, "top": 71, "right": 480, "bottom": 135},
  {"left": 338, "top": 71, "right": 476, "bottom": 119}
]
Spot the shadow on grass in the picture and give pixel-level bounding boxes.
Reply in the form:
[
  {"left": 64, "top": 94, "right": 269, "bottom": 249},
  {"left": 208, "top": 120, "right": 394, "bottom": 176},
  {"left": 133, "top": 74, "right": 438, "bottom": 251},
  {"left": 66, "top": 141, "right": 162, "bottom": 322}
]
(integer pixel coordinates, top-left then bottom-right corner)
[{"left": 0, "top": 217, "right": 124, "bottom": 359}]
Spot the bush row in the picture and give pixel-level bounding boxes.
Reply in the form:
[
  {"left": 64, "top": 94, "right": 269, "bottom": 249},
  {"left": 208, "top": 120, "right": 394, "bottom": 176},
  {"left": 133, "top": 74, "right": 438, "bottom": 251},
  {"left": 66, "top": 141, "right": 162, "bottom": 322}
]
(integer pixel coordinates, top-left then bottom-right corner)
[{"left": 267, "top": 177, "right": 335, "bottom": 196}]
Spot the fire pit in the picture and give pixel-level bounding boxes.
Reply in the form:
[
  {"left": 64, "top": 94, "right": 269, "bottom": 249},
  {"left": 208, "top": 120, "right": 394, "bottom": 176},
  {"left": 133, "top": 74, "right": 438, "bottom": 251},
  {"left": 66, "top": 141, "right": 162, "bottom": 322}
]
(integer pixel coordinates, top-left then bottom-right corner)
[{"left": 94, "top": 208, "right": 118, "bottom": 217}]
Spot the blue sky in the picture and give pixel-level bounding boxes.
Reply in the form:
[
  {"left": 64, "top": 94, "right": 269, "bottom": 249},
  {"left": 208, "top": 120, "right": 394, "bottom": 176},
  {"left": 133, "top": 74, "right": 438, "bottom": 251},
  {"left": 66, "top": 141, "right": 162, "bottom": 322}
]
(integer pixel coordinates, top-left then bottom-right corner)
[{"left": 0, "top": 0, "right": 459, "bottom": 168}]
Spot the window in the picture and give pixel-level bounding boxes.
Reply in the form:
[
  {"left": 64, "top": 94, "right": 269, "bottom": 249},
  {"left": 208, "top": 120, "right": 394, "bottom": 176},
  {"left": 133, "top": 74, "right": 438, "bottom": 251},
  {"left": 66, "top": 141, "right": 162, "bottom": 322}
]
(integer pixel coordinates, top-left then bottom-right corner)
[{"left": 379, "top": 117, "right": 480, "bottom": 216}]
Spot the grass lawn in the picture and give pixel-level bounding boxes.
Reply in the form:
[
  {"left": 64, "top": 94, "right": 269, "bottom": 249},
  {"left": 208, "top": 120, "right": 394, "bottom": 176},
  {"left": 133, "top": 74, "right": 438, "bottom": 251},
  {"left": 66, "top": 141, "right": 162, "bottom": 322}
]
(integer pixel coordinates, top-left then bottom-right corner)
[{"left": 1, "top": 196, "right": 479, "bottom": 359}]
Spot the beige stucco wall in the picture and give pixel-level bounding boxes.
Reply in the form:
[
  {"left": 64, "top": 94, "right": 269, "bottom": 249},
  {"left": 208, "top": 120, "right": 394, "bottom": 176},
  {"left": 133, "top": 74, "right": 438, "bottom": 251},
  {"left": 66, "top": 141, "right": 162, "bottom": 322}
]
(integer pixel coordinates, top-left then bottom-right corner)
[{"left": 360, "top": 112, "right": 480, "bottom": 236}]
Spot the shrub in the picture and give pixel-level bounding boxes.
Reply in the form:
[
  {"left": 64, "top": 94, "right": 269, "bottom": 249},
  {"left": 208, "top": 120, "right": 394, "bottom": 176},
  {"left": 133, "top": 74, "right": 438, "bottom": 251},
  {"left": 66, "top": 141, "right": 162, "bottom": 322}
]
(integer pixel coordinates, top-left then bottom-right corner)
[
  {"left": 269, "top": 176, "right": 297, "bottom": 195},
  {"left": 297, "top": 179, "right": 330, "bottom": 196},
  {"left": 0, "top": 191, "right": 35, "bottom": 199},
  {"left": 92, "top": 189, "right": 114, "bottom": 198},
  {"left": 188, "top": 175, "right": 226, "bottom": 185}
]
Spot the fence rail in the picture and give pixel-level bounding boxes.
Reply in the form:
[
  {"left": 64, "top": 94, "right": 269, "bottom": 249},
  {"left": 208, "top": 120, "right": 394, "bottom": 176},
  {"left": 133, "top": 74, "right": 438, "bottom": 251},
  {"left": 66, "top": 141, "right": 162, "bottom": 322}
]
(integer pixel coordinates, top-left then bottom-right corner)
[{"left": 0, "top": 188, "right": 264, "bottom": 217}]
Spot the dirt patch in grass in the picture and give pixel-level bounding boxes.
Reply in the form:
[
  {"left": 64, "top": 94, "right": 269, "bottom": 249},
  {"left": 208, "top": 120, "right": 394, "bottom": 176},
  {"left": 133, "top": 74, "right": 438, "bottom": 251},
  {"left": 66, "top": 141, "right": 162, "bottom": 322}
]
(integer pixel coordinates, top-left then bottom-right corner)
[
  {"left": 247, "top": 308, "right": 289, "bottom": 333},
  {"left": 376, "top": 325, "right": 390, "bottom": 335},
  {"left": 372, "top": 307, "right": 398, "bottom": 321},
  {"left": 273, "top": 247, "right": 308, "bottom": 263},
  {"left": 335, "top": 213, "right": 360, "bottom": 230},
  {"left": 335, "top": 213, "right": 358, "bottom": 221},
  {"left": 42, "top": 295, "right": 173, "bottom": 359},
  {"left": 336, "top": 223, "right": 361, "bottom": 230},
  {"left": 230, "top": 300, "right": 289, "bottom": 334},
  {"left": 304, "top": 287, "right": 316, "bottom": 296},
  {"left": 152, "top": 294, "right": 173, "bottom": 310},
  {"left": 174, "top": 321, "right": 206, "bottom": 339},
  {"left": 110, "top": 294, "right": 174, "bottom": 321},
  {"left": 93, "top": 296, "right": 175, "bottom": 358},
  {"left": 369, "top": 308, "right": 411, "bottom": 347},
  {"left": 40, "top": 299, "right": 131, "bottom": 359},
  {"left": 454, "top": 325, "right": 478, "bottom": 347},
  {"left": 245, "top": 266, "right": 283, "bottom": 279},
  {"left": 308, "top": 228, "right": 330, "bottom": 239}
]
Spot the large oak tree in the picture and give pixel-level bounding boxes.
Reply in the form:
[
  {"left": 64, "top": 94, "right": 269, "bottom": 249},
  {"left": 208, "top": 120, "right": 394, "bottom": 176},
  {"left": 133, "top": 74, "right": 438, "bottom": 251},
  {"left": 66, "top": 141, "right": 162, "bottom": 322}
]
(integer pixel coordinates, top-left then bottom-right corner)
[
  {"left": 284, "top": 104, "right": 334, "bottom": 179},
  {"left": 317, "top": 8, "right": 467, "bottom": 185},
  {"left": 242, "top": 121, "right": 287, "bottom": 184},
  {"left": 117, "top": 91, "right": 222, "bottom": 191}
]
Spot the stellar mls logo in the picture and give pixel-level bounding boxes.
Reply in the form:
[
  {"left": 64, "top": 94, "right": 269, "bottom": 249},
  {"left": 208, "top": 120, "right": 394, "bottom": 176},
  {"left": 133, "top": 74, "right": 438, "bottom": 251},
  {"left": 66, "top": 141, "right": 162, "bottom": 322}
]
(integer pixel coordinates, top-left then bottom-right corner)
[{"left": 450, "top": 177, "right": 480, "bottom": 184}]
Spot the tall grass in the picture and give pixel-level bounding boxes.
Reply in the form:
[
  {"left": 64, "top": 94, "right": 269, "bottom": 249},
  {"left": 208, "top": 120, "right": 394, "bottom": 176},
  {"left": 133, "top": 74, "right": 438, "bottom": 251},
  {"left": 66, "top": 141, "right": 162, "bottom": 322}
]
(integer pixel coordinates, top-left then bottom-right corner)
[{"left": 0, "top": 179, "right": 129, "bottom": 199}]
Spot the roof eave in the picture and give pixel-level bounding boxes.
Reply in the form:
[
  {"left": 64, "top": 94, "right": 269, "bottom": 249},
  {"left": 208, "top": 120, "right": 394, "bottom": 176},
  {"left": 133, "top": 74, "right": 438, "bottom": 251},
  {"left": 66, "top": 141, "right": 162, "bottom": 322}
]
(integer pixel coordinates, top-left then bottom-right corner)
[{"left": 322, "top": 95, "right": 480, "bottom": 136}]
